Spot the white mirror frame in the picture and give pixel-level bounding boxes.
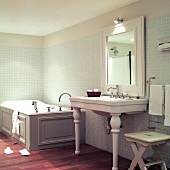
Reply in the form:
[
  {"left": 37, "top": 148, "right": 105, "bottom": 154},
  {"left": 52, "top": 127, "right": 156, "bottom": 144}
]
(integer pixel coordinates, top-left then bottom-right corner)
[{"left": 101, "top": 16, "right": 145, "bottom": 96}]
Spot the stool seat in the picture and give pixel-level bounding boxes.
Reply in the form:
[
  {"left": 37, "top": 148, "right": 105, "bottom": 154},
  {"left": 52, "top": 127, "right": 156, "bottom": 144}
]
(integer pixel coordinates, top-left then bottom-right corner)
[{"left": 125, "top": 131, "right": 170, "bottom": 170}]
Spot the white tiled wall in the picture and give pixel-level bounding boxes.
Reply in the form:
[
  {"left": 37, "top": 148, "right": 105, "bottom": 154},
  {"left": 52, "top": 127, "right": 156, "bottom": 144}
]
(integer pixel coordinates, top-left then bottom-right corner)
[
  {"left": 43, "top": 34, "right": 101, "bottom": 106},
  {"left": 146, "top": 14, "right": 170, "bottom": 85},
  {"left": 0, "top": 46, "right": 44, "bottom": 103},
  {"left": 146, "top": 14, "right": 170, "bottom": 167}
]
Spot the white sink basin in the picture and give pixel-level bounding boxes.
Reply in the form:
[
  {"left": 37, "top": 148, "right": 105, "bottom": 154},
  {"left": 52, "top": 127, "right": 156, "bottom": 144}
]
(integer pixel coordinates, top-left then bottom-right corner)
[
  {"left": 70, "top": 96, "right": 148, "bottom": 114},
  {"left": 102, "top": 97, "right": 133, "bottom": 101}
]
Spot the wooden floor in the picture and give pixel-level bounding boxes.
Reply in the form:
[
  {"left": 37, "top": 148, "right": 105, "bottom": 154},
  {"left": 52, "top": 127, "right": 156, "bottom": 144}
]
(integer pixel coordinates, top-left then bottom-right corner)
[{"left": 0, "top": 133, "right": 168, "bottom": 170}]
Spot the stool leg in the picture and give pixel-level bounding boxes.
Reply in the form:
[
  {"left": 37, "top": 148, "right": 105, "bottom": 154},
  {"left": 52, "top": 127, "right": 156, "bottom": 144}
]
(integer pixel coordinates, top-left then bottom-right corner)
[
  {"left": 144, "top": 167, "right": 148, "bottom": 170},
  {"left": 152, "top": 143, "right": 166, "bottom": 161},
  {"left": 128, "top": 142, "right": 146, "bottom": 170},
  {"left": 161, "top": 162, "right": 167, "bottom": 170}
]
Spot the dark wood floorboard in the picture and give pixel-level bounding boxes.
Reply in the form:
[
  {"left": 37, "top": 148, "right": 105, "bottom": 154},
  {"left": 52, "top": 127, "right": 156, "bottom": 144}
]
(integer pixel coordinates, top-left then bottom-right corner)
[{"left": 0, "top": 133, "right": 169, "bottom": 170}]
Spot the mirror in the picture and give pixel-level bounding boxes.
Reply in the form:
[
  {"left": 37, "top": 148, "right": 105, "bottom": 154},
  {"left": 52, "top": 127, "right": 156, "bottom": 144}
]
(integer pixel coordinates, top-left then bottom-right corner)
[
  {"left": 101, "top": 16, "right": 145, "bottom": 96},
  {"left": 107, "top": 31, "right": 135, "bottom": 85}
]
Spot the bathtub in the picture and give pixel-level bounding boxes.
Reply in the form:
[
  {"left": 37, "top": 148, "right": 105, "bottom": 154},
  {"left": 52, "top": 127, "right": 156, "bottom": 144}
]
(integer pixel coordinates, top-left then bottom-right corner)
[{"left": 0, "top": 100, "right": 85, "bottom": 150}]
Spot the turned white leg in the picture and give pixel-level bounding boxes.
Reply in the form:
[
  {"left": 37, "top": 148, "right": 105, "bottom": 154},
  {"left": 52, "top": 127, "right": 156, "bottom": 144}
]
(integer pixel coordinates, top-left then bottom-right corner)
[
  {"left": 73, "top": 107, "right": 81, "bottom": 155},
  {"left": 110, "top": 114, "right": 121, "bottom": 170}
]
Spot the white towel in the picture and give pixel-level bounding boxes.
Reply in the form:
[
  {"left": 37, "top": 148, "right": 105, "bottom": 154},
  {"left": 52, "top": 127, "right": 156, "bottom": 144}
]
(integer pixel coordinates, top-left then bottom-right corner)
[
  {"left": 149, "top": 85, "right": 164, "bottom": 116},
  {"left": 12, "top": 110, "right": 20, "bottom": 135},
  {"left": 164, "top": 85, "right": 170, "bottom": 126}
]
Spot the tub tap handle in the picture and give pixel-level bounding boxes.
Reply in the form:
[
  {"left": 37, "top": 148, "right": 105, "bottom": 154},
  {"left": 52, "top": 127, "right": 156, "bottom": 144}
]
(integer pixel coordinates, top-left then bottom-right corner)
[
  {"left": 59, "top": 106, "right": 62, "bottom": 111},
  {"left": 47, "top": 107, "right": 51, "bottom": 112},
  {"left": 32, "top": 101, "right": 38, "bottom": 112},
  {"left": 32, "top": 101, "right": 37, "bottom": 105}
]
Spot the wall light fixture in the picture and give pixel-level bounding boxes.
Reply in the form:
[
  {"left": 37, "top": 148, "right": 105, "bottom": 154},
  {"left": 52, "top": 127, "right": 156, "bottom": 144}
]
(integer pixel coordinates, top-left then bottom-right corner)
[{"left": 114, "top": 17, "right": 123, "bottom": 24}]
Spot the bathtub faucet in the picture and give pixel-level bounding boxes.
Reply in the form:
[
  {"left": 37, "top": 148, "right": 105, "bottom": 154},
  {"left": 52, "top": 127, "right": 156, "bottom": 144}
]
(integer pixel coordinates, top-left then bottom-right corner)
[
  {"left": 58, "top": 93, "right": 72, "bottom": 111},
  {"left": 32, "top": 101, "right": 38, "bottom": 112}
]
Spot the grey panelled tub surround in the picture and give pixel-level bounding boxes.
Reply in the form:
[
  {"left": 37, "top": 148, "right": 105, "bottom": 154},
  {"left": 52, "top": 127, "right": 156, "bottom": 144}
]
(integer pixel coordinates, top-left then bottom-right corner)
[
  {"left": 70, "top": 96, "right": 148, "bottom": 170},
  {"left": 0, "top": 100, "right": 85, "bottom": 150}
]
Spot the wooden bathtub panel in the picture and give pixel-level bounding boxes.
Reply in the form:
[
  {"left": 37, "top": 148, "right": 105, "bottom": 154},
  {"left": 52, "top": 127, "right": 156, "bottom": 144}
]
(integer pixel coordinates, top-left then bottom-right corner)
[
  {"left": 38, "top": 115, "right": 75, "bottom": 145},
  {"left": 1, "top": 110, "right": 12, "bottom": 135},
  {"left": 0, "top": 105, "right": 85, "bottom": 151},
  {"left": 18, "top": 115, "right": 26, "bottom": 144}
]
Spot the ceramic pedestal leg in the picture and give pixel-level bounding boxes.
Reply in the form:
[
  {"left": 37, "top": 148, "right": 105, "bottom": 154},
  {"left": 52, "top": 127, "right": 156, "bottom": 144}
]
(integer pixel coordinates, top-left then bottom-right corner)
[
  {"left": 73, "top": 108, "right": 81, "bottom": 155},
  {"left": 110, "top": 114, "right": 121, "bottom": 170}
]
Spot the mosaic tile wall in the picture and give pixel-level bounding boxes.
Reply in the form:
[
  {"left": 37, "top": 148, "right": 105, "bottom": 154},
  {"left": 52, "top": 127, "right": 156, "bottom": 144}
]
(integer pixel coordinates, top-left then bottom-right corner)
[
  {"left": 0, "top": 46, "right": 44, "bottom": 103},
  {"left": 43, "top": 34, "right": 101, "bottom": 106},
  {"left": 145, "top": 14, "right": 170, "bottom": 167}
]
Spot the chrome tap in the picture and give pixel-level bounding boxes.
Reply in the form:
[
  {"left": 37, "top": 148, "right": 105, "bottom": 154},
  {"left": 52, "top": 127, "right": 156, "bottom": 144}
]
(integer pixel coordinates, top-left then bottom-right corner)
[
  {"left": 107, "top": 85, "right": 119, "bottom": 98},
  {"left": 32, "top": 101, "right": 38, "bottom": 112},
  {"left": 58, "top": 93, "right": 72, "bottom": 111},
  {"left": 119, "top": 92, "right": 128, "bottom": 99}
]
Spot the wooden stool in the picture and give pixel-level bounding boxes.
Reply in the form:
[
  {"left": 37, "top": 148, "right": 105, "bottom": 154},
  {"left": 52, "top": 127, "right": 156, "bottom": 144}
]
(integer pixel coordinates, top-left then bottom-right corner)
[{"left": 125, "top": 131, "right": 170, "bottom": 170}]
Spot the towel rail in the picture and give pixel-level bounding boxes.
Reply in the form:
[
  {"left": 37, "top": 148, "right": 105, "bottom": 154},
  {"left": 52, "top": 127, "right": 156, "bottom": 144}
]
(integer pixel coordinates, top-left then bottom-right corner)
[{"left": 148, "top": 118, "right": 164, "bottom": 129}]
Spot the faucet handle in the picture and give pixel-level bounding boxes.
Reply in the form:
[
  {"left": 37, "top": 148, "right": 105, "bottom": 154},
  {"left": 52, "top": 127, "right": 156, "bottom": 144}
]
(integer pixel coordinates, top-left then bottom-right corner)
[
  {"left": 32, "top": 101, "right": 37, "bottom": 105},
  {"left": 120, "top": 92, "right": 128, "bottom": 98},
  {"left": 47, "top": 107, "right": 51, "bottom": 112},
  {"left": 109, "top": 92, "right": 114, "bottom": 98}
]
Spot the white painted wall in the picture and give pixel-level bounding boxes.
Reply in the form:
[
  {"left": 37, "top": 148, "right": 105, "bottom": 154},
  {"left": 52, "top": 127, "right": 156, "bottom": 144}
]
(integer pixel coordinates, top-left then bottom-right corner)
[
  {"left": 0, "top": 34, "right": 44, "bottom": 103},
  {"left": 0, "top": 33, "right": 43, "bottom": 48},
  {"left": 44, "top": 0, "right": 170, "bottom": 47}
]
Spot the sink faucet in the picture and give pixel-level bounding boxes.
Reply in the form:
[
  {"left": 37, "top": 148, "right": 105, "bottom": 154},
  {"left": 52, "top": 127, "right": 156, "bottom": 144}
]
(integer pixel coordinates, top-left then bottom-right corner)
[
  {"left": 32, "top": 101, "right": 38, "bottom": 112},
  {"left": 58, "top": 93, "right": 72, "bottom": 111},
  {"left": 107, "top": 85, "right": 119, "bottom": 98}
]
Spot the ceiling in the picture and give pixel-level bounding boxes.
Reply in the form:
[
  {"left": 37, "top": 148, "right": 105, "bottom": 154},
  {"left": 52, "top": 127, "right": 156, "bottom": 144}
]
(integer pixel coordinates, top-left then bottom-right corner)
[{"left": 0, "top": 0, "right": 140, "bottom": 36}]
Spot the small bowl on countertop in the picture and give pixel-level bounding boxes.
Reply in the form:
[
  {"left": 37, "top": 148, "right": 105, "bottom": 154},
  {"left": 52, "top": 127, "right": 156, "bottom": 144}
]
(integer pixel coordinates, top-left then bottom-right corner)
[{"left": 87, "top": 91, "right": 101, "bottom": 97}]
